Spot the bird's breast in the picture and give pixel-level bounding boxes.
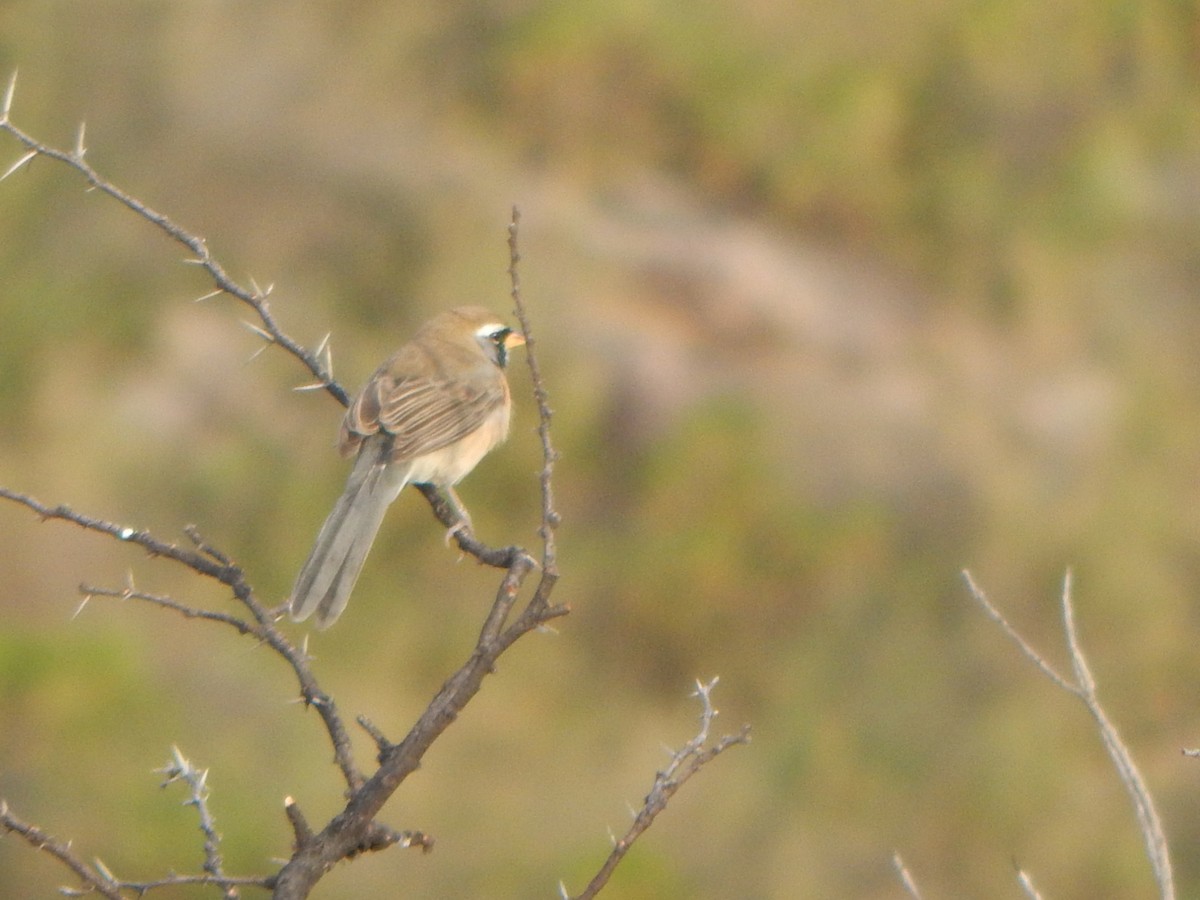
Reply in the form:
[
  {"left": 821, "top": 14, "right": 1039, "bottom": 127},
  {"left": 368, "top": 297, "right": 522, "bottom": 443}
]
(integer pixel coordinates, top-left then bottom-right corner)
[{"left": 406, "top": 401, "right": 512, "bottom": 486}]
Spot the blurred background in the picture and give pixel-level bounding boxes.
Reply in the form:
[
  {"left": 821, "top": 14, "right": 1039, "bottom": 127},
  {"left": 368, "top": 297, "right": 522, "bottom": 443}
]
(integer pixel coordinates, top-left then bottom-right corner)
[{"left": 2, "top": 1, "right": 1200, "bottom": 897}]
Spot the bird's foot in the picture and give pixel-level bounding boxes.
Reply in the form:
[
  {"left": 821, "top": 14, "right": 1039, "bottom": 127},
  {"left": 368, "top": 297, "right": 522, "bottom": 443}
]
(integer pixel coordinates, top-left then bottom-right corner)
[{"left": 444, "top": 516, "right": 473, "bottom": 547}]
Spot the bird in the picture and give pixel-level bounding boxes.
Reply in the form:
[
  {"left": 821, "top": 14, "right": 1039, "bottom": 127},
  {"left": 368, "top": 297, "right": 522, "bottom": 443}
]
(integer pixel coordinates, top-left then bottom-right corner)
[{"left": 288, "top": 306, "right": 525, "bottom": 629}]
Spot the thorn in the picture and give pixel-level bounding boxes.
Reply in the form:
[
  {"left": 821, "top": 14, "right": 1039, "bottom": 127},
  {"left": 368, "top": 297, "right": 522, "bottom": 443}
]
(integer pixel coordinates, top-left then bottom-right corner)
[
  {"left": 249, "top": 277, "right": 274, "bottom": 299},
  {"left": 123, "top": 569, "right": 136, "bottom": 597},
  {"left": 292, "top": 380, "right": 328, "bottom": 393},
  {"left": 92, "top": 856, "right": 115, "bottom": 882},
  {"left": 71, "top": 594, "right": 90, "bottom": 620},
  {"left": 73, "top": 121, "right": 86, "bottom": 159},
  {"left": 0, "top": 149, "right": 36, "bottom": 182},
  {"left": 313, "top": 332, "right": 331, "bottom": 358},
  {"left": 1, "top": 69, "right": 16, "bottom": 121},
  {"left": 606, "top": 825, "right": 617, "bottom": 846},
  {"left": 558, "top": 880, "right": 570, "bottom": 900},
  {"left": 314, "top": 333, "right": 334, "bottom": 378},
  {"left": 246, "top": 342, "right": 271, "bottom": 363},
  {"left": 194, "top": 288, "right": 224, "bottom": 303},
  {"left": 240, "top": 319, "right": 274, "bottom": 342}
]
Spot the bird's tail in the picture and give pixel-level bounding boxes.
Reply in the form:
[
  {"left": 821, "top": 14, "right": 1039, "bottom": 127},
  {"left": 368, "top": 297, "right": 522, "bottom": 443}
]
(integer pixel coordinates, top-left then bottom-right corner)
[{"left": 289, "top": 442, "right": 409, "bottom": 629}]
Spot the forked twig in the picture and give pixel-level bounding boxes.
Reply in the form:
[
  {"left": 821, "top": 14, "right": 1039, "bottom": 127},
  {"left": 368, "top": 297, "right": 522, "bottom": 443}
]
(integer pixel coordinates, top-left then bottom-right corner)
[
  {"left": 565, "top": 678, "right": 750, "bottom": 900},
  {"left": 962, "top": 570, "right": 1174, "bottom": 900}
]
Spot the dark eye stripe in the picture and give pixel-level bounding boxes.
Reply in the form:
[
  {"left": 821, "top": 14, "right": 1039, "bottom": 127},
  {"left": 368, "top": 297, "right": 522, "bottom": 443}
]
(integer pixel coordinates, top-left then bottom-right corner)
[{"left": 492, "top": 328, "right": 511, "bottom": 367}]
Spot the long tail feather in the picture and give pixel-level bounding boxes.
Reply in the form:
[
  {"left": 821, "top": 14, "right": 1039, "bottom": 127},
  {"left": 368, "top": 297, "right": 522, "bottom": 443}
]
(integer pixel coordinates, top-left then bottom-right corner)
[{"left": 289, "top": 441, "right": 409, "bottom": 628}]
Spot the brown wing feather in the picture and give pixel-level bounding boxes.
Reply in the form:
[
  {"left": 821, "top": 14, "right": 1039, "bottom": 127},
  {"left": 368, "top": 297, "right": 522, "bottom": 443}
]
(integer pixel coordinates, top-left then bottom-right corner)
[
  {"left": 340, "top": 371, "right": 505, "bottom": 463},
  {"left": 378, "top": 376, "right": 505, "bottom": 461}
]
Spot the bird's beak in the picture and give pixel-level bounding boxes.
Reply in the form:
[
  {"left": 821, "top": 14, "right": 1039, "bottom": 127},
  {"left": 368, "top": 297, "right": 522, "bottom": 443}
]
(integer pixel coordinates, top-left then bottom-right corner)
[{"left": 504, "top": 330, "right": 527, "bottom": 349}]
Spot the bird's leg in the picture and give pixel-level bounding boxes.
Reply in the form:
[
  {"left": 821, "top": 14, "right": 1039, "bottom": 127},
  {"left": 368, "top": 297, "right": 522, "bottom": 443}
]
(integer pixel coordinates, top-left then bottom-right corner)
[{"left": 442, "top": 485, "right": 475, "bottom": 546}]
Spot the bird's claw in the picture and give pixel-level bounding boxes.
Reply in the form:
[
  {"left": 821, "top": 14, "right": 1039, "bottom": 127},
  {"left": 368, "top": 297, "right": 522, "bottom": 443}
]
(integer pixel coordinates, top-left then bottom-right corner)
[{"left": 444, "top": 518, "right": 472, "bottom": 547}]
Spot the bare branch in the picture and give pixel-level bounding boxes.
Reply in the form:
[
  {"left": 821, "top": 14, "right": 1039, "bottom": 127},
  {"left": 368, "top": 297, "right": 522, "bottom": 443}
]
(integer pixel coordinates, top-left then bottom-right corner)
[
  {"left": 79, "top": 583, "right": 257, "bottom": 632},
  {"left": 567, "top": 678, "right": 751, "bottom": 900},
  {"left": 0, "top": 96, "right": 346, "bottom": 407},
  {"left": 0, "top": 801, "right": 125, "bottom": 900},
  {"left": 961, "top": 570, "right": 1077, "bottom": 695},
  {"left": 271, "top": 546, "right": 567, "bottom": 897},
  {"left": 507, "top": 206, "right": 561, "bottom": 577},
  {"left": 1, "top": 103, "right": 577, "bottom": 898},
  {"left": 0, "top": 488, "right": 367, "bottom": 792},
  {"left": 156, "top": 745, "right": 239, "bottom": 899},
  {"left": 963, "top": 570, "right": 1175, "bottom": 900}
]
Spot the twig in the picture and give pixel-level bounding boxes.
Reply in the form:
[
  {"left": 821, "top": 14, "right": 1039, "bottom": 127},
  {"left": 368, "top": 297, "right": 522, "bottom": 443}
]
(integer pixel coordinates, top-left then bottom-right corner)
[
  {"left": 0, "top": 800, "right": 125, "bottom": 900},
  {"left": 567, "top": 678, "right": 751, "bottom": 900},
  {"left": 963, "top": 570, "right": 1175, "bottom": 900},
  {"left": 156, "top": 745, "right": 240, "bottom": 899},
  {"left": 0, "top": 795, "right": 272, "bottom": 897},
  {"left": 79, "top": 583, "right": 257, "bottom": 633},
  {"left": 0, "top": 70, "right": 346, "bottom": 408},
  {"left": 507, "top": 207, "right": 560, "bottom": 575},
  {"left": 0, "top": 489, "right": 366, "bottom": 792}
]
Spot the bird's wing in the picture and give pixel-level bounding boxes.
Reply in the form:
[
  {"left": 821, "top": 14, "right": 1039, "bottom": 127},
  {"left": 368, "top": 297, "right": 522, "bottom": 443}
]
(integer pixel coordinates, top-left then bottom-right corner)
[{"left": 342, "top": 372, "right": 505, "bottom": 462}]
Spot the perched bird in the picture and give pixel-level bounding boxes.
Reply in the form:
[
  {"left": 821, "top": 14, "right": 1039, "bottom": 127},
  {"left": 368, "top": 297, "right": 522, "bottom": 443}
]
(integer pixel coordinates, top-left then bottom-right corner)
[{"left": 289, "top": 306, "right": 525, "bottom": 629}]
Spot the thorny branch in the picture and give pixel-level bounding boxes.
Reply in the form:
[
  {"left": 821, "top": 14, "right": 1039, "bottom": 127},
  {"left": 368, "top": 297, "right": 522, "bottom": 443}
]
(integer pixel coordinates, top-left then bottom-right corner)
[
  {"left": 0, "top": 71, "right": 347, "bottom": 408},
  {"left": 0, "top": 486, "right": 366, "bottom": 794},
  {"left": 960, "top": 570, "right": 1174, "bottom": 900},
  {"left": 0, "top": 82, "right": 573, "bottom": 898},
  {"left": 565, "top": 678, "right": 751, "bottom": 900},
  {"left": 0, "top": 77, "right": 738, "bottom": 900},
  {"left": 156, "top": 746, "right": 245, "bottom": 900},
  {"left": 0, "top": 801, "right": 126, "bottom": 900},
  {"left": 269, "top": 205, "right": 569, "bottom": 900},
  {"left": 1, "top": 790, "right": 272, "bottom": 898}
]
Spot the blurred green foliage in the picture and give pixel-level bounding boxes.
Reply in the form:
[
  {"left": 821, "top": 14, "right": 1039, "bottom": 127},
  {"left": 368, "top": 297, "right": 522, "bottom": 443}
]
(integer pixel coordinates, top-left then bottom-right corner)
[{"left": 3, "top": 1, "right": 1200, "bottom": 898}]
